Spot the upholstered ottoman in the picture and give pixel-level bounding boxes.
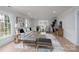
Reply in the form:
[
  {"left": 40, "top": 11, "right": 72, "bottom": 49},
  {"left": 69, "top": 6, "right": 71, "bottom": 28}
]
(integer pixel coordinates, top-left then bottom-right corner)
[{"left": 36, "top": 38, "right": 53, "bottom": 51}]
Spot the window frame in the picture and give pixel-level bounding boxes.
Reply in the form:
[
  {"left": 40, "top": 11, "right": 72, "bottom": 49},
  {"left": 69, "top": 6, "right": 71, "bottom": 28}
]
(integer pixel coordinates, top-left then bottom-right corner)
[{"left": 0, "top": 14, "right": 11, "bottom": 38}]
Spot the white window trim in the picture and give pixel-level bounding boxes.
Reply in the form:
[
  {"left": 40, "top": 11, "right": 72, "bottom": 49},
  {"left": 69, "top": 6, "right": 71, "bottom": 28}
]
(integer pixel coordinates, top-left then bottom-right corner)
[{"left": 0, "top": 14, "right": 11, "bottom": 39}]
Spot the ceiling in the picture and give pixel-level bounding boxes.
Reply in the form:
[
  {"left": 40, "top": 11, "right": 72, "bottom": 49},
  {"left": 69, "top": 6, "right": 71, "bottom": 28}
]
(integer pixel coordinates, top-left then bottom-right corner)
[{"left": 1, "top": 6, "right": 73, "bottom": 20}]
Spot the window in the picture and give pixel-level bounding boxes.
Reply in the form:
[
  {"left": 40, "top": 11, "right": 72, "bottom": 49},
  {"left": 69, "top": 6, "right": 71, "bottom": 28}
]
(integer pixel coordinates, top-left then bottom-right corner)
[
  {"left": 0, "top": 14, "right": 11, "bottom": 38},
  {"left": 38, "top": 20, "right": 49, "bottom": 31}
]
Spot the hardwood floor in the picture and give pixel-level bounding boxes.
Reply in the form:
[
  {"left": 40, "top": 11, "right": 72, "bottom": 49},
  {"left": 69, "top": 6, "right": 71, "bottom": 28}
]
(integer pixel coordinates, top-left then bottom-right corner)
[{"left": 53, "top": 33, "right": 78, "bottom": 52}]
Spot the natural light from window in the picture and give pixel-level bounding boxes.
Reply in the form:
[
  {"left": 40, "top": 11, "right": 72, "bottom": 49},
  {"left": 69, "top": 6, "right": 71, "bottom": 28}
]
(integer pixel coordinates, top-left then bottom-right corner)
[{"left": 0, "top": 14, "right": 11, "bottom": 38}]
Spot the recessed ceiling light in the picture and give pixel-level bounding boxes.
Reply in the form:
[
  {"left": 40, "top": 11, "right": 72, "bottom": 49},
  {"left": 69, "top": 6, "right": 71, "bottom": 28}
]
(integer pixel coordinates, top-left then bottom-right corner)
[
  {"left": 53, "top": 10, "right": 56, "bottom": 14},
  {"left": 8, "top": 6, "right": 11, "bottom": 7}
]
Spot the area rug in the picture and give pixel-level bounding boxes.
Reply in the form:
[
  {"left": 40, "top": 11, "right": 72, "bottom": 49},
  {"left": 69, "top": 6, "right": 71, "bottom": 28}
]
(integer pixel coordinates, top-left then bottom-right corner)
[
  {"left": 15, "top": 42, "right": 33, "bottom": 49},
  {"left": 15, "top": 34, "right": 65, "bottom": 52},
  {"left": 45, "top": 34, "right": 65, "bottom": 52}
]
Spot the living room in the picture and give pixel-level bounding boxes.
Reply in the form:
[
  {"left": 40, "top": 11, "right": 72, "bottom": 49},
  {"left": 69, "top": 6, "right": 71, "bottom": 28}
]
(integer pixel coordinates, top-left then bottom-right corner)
[{"left": 0, "top": 6, "right": 79, "bottom": 52}]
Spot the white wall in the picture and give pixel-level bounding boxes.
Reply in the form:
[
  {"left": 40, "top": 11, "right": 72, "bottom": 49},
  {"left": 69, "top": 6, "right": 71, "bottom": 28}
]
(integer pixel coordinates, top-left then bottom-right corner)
[
  {"left": 57, "top": 7, "right": 79, "bottom": 45},
  {"left": 77, "top": 11, "right": 79, "bottom": 45},
  {"left": 0, "top": 7, "right": 26, "bottom": 47}
]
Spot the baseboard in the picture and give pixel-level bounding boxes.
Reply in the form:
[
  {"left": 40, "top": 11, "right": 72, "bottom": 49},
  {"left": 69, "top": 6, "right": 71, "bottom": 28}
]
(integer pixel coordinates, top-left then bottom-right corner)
[
  {"left": 0, "top": 36, "right": 14, "bottom": 47},
  {"left": 64, "top": 30, "right": 77, "bottom": 45}
]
